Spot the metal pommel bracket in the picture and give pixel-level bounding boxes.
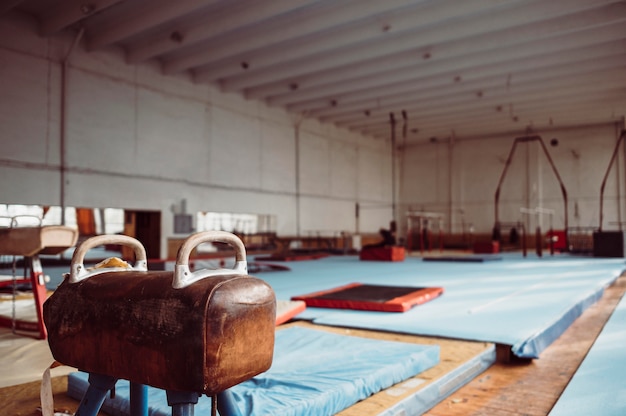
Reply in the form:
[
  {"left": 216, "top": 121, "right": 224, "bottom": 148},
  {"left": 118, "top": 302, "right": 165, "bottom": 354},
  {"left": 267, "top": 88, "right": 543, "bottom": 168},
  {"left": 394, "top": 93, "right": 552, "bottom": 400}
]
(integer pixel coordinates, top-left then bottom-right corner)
[
  {"left": 69, "top": 234, "right": 148, "bottom": 283},
  {"left": 173, "top": 231, "right": 248, "bottom": 289}
]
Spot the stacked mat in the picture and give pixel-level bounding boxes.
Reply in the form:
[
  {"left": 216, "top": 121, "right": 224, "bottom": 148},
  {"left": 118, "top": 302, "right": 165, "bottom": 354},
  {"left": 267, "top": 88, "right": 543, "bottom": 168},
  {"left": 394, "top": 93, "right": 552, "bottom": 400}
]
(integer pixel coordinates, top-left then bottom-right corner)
[{"left": 67, "top": 326, "right": 439, "bottom": 416}]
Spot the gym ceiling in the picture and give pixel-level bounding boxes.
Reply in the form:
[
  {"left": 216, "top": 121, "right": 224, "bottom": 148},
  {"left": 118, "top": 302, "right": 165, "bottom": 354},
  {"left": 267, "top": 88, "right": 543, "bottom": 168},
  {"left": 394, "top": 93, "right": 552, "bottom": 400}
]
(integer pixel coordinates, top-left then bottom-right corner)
[{"left": 6, "top": 0, "right": 626, "bottom": 144}]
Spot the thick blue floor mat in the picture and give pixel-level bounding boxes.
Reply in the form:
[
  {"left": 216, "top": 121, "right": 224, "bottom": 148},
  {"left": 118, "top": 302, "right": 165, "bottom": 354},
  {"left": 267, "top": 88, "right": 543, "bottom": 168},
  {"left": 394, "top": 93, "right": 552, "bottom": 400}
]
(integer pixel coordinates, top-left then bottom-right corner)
[
  {"left": 67, "top": 326, "right": 439, "bottom": 416},
  {"left": 548, "top": 291, "right": 626, "bottom": 416},
  {"left": 256, "top": 254, "right": 625, "bottom": 358}
]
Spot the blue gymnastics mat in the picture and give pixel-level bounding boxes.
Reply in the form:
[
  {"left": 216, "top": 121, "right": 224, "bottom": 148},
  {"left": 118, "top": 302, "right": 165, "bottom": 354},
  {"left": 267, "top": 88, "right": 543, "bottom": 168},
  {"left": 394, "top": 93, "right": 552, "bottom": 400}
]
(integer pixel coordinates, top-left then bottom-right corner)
[
  {"left": 257, "top": 253, "right": 625, "bottom": 358},
  {"left": 548, "top": 291, "right": 626, "bottom": 416},
  {"left": 67, "top": 326, "right": 440, "bottom": 416}
]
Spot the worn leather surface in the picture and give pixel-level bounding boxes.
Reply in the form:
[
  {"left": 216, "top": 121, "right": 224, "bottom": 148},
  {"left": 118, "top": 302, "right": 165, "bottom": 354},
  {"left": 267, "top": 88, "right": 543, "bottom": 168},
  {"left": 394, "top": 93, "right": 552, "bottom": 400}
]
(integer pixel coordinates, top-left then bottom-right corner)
[{"left": 44, "top": 271, "right": 276, "bottom": 394}]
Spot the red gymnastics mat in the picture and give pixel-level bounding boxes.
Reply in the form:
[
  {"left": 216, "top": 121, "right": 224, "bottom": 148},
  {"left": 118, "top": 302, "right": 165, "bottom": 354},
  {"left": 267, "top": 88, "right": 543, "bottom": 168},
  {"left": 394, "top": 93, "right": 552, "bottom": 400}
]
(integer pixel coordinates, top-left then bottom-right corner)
[
  {"left": 292, "top": 283, "right": 444, "bottom": 312},
  {"left": 255, "top": 252, "right": 329, "bottom": 262}
]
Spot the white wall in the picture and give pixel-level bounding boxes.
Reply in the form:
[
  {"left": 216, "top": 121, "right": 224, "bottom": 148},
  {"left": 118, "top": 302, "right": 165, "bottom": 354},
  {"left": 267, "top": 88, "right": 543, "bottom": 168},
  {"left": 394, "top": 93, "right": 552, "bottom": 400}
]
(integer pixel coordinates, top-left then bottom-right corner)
[
  {"left": 0, "top": 13, "right": 393, "bottom": 257},
  {"left": 400, "top": 123, "right": 625, "bottom": 237}
]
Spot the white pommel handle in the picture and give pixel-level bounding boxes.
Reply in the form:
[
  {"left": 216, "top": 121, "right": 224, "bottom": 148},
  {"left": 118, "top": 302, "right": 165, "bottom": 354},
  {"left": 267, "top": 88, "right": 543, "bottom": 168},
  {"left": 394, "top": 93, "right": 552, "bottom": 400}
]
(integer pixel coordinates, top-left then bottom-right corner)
[
  {"left": 69, "top": 234, "right": 148, "bottom": 283},
  {"left": 173, "top": 231, "right": 248, "bottom": 289}
]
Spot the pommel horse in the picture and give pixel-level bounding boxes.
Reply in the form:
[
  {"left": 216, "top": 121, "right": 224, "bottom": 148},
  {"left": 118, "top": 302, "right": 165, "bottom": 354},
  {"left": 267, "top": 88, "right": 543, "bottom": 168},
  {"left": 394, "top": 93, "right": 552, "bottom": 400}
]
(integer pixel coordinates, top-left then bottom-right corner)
[{"left": 44, "top": 231, "right": 277, "bottom": 415}]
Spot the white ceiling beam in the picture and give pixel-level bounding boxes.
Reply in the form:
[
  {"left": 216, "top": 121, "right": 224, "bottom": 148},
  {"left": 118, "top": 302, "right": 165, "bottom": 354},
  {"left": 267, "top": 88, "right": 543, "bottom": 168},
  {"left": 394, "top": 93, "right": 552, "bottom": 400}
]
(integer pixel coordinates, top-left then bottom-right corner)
[
  {"left": 164, "top": 0, "right": 437, "bottom": 74},
  {"left": 347, "top": 79, "right": 626, "bottom": 134},
  {"left": 289, "top": 40, "right": 626, "bottom": 117},
  {"left": 401, "top": 105, "right": 626, "bottom": 142},
  {"left": 332, "top": 62, "right": 626, "bottom": 126},
  {"left": 316, "top": 53, "right": 626, "bottom": 123},
  {"left": 85, "top": 0, "right": 222, "bottom": 51},
  {"left": 306, "top": 50, "right": 626, "bottom": 120},
  {"left": 282, "top": 35, "right": 626, "bottom": 114},
  {"left": 126, "top": 0, "right": 320, "bottom": 64},
  {"left": 361, "top": 104, "right": 625, "bottom": 141},
  {"left": 369, "top": 106, "right": 626, "bottom": 142},
  {"left": 219, "top": 0, "right": 623, "bottom": 92},
  {"left": 285, "top": 22, "right": 626, "bottom": 118},
  {"left": 340, "top": 69, "right": 626, "bottom": 129},
  {"left": 358, "top": 92, "right": 626, "bottom": 139},
  {"left": 192, "top": 0, "right": 524, "bottom": 82},
  {"left": 0, "top": 0, "right": 24, "bottom": 15},
  {"left": 358, "top": 90, "right": 626, "bottom": 138},
  {"left": 39, "top": 0, "right": 123, "bottom": 36},
  {"left": 398, "top": 108, "right": 625, "bottom": 143}
]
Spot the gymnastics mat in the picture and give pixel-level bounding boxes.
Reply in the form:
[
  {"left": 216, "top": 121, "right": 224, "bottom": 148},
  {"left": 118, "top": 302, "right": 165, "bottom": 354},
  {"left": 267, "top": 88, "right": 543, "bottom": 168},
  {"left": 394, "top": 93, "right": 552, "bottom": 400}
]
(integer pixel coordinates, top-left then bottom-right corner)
[
  {"left": 360, "top": 246, "right": 405, "bottom": 261},
  {"left": 422, "top": 255, "right": 502, "bottom": 262},
  {"left": 67, "top": 326, "right": 440, "bottom": 416},
  {"left": 548, "top": 291, "right": 626, "bottom": 416},
  {"left": 255, "top": 252, "right": 329, "bottom": 261},
  {"left": 263, "top": 255, "right": 625, "bottom": 358},
  {"left": 275, "top": 299, "right": 306, "bottom": 325},
  {"left": 291, "top": 283, "right": 444, "bottom": 312}
]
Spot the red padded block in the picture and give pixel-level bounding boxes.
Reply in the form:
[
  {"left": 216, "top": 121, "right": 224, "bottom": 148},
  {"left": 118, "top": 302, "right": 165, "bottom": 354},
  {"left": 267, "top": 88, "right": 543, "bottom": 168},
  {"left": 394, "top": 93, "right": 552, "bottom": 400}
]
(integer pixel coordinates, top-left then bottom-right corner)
[
  {"left": 546, "top": 230, "right": 567, "bottom": 251},
  {"left": 360, "top": 246, "right": 405, "bottom": 262},
  {"left": 473, "top": 241, "right": 500, "bottom": 254},
  {"left": 292, "top": 283, "right": 444, "bottom": 312}
]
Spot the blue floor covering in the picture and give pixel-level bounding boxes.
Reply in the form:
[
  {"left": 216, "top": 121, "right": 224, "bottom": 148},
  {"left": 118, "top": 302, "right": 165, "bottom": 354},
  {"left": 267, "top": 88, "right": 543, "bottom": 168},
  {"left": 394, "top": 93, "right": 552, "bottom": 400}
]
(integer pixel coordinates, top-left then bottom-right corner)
[
  {"left": 68, "top": 326, "right": 440, "bottom": 416},
  {"left": 256, "top": 253, "right": 625, "bottom": 358},
  {"left": 548, "top": 289, "right": 626, "bottom": 416},
  {"left": 62, "top": 251, "right": 623, "bottom": 415}
]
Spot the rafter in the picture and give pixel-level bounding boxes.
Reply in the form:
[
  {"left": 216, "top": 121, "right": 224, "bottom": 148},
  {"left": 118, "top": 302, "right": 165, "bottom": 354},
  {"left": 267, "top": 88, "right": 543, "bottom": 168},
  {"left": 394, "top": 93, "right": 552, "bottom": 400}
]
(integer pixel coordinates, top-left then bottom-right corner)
[
  {"left": 340, "top": 69, "right": 626, "bottom": 130},
  {"left": 126, "top": 0, "right": 321, "bottom": 64},
  {"left": 165, "top": 0, "right": 433, "bottom": 75},
  {"left": 218, "top": 0, "right": 623, "bottom": 92},
  {"left": 192, "top": 0, "right": 525, "bottom": 83},
  {"left": 291, "top": 39, "right": 626, "bottom": 117},
  {"left": 39, "top": 0, "right": 123, "bottom": 36},
  {"left": 85, "top": 0, "right": 223, "bottom": 51},
  {"left": 278, "top": 20, "right": 626, "bottom": 117},
  {"left": 317, "top": 53, "right": 626, "bottom": 124}
]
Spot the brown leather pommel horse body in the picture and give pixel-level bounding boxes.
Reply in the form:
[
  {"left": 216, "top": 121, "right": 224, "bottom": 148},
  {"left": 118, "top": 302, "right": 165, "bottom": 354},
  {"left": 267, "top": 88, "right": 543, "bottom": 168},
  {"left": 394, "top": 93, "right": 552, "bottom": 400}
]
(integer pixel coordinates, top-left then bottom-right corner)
[{"left": 44, "top": 231, "right": 276, "bottom": 414}]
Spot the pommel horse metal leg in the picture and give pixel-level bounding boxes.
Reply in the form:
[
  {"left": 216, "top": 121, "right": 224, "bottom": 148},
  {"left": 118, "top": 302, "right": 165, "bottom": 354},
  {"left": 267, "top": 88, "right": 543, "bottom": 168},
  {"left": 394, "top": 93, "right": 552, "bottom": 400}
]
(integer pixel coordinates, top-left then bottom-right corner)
[
  {"left": 75, "top": 373, "right": 117, "bottom": 416},
  {"left": 166, "top": 390, "right": 199, "bottom": 416},
  {"left": 76, "top": 377, "right": 241, "bottom": 416},
  {"left": 218, "top": 390, "right": 242, "bottom": 416},
  {"left": 131, "top": 382, "right": 148, "bottom": 416}
]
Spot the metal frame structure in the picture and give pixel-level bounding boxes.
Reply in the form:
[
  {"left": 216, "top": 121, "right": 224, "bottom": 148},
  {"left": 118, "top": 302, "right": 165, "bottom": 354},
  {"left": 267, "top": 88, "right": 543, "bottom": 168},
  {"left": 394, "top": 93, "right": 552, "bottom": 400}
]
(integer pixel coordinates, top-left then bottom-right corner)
[{"left": 494, "top": 135, "right": 568, "bottom": 250}]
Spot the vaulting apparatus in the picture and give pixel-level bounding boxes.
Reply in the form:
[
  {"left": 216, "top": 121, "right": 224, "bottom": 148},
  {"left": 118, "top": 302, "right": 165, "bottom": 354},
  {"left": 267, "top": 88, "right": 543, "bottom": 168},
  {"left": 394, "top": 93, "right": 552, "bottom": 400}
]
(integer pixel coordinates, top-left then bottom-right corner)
[
  {"left": 0, "top": 217, "right": 78, "bottom": 339},
  {"left": 44, "top": 231, "right": 276, "bottom": 415}
]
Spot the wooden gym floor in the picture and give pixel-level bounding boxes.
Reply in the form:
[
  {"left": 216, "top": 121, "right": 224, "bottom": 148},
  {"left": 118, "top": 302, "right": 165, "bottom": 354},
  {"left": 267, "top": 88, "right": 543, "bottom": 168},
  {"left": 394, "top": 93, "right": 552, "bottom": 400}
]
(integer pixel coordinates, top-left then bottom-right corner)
[{"left": 1, "top": 273, "right": 624, "bottom": 415}]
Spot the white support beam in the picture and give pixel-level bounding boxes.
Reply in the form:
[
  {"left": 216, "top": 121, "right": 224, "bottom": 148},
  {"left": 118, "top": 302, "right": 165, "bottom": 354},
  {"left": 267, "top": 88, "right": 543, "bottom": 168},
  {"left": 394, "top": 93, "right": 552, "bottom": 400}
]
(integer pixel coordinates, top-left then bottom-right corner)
[
  {"left": 357, "top": 89, "right": 626, "bottom": 138},
  {"left": 316, "top": 53, "right": 626, "bottom": 123},
  {"left": 347, "top": 78, "right": 626, "bottom": 134},
  {"left": 85, "top": 0, "right": 223, "bottom": 51},
  {"left": 271, "top": 19, "right": 626, "bottom": 112},
  {"left": 361, "top": 107, "right": 625, "bottom": 140},
  {"left": 127, "top": 0, "right": 320, "bottom": 63},
  {"left": 218, "top": 0, "right": 623, "bottom": 92},
  {"left": 192, "top": 0, "right": 524, "bottom": 83},
  {"left": 166, "top": 0, "right": 431, "bottom": 74},
  {"left": 295, "top": 39, "right": 626, "bottom": 117},
  {"left": 339, "top": 69, "right": 626, "bottom": 129},
  {"left": 39, "top": 0, "right": 123, "bottom": 36},
  {"left": 364, "top": 106, "right": 626, "bottom": 141},
  {"left": 357, "top": 90, "right": 626, "bottom": 138}
]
